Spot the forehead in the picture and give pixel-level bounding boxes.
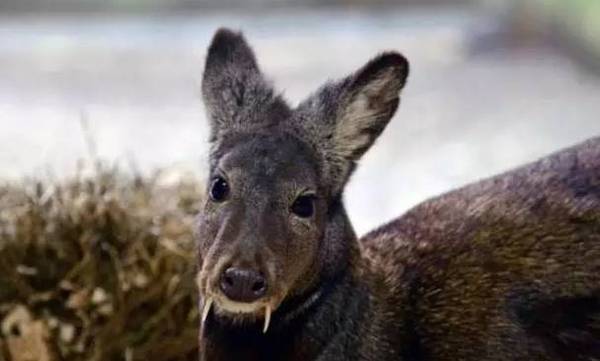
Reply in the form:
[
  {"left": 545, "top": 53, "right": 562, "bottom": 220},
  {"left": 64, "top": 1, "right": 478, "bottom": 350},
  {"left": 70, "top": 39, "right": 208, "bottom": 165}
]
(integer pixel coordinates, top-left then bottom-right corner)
[{"left": 215, "top": 132, "right": 319, "bottom": 186}]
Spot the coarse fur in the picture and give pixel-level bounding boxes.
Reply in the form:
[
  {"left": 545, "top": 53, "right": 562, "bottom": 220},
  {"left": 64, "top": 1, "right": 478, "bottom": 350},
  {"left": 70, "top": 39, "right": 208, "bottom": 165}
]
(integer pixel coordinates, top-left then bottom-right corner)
[{"left": 196, "top": 28, "right": 600, "bottom": 360}]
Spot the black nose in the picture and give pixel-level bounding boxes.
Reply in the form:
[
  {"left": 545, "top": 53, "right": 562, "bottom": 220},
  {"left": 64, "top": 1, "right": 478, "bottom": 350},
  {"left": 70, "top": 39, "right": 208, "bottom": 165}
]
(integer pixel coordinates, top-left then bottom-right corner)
[{"left": 220, "top": 267, "right": 267, "bottom": 303}]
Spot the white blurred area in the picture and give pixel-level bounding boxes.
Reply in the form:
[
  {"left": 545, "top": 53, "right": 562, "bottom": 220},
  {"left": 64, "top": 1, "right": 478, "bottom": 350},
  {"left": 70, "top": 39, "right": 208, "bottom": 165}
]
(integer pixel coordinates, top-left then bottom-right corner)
[{"left": 1, "top": 3, "right": 600, "bottom": 234}]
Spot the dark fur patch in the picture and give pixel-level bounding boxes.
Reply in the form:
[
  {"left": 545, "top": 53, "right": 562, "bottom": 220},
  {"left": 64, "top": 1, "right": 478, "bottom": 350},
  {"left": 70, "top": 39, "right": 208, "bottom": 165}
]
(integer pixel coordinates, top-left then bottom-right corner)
[
  {"left": 564, "top": 165, "right": 600, "bottom": 199},
  {"left": 510, "top": 291, "right": 600, "bottom": 360}
]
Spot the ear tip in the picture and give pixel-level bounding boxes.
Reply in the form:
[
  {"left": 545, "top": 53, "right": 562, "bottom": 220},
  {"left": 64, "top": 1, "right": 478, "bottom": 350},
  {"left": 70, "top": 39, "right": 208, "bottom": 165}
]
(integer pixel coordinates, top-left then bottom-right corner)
[
  {"left": 379, "top": 51, "right": 409, "bottom": 67},
  {"left": 375, "top": 51, "right": 410, "bottom": 77},
  {"left": 212, "top": 27, "right": 244, "bottom": 44},
  {"left": 206, "top": 27, "right": 253, "bottom": 63},
  {"left": 351, "top": 51, "right": 409, "bottom": 91}
]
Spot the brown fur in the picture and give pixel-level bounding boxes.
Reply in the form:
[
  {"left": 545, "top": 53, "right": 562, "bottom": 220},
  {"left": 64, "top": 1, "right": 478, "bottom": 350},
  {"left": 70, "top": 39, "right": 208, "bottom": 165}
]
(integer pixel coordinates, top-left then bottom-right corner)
[{"left": 362, "top": 136, "right": 600, "bottom": 360}]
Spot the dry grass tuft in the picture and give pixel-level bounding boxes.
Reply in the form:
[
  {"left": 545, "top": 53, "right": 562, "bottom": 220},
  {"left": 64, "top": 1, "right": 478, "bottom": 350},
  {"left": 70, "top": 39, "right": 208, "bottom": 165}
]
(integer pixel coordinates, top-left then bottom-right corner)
[{"left": 0, "top": 166, "right": 203, "bottom": 361}]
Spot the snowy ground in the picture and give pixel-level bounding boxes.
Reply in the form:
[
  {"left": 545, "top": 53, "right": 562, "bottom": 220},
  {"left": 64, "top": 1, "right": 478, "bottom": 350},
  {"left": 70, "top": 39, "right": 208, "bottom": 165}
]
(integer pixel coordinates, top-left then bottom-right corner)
[{"left": 1, "top": 7, "right": 600, "bottom": 234}]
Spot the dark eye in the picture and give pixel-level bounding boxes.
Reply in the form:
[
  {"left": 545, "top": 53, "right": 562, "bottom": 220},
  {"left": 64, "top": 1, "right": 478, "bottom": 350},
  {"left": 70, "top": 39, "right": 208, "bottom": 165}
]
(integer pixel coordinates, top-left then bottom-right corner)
[
  {"left": 209, "top": 177, "right": 229, "bottom": 202},
  {"left": 291, "top": 195, "right": 315, "bottom": 218}
]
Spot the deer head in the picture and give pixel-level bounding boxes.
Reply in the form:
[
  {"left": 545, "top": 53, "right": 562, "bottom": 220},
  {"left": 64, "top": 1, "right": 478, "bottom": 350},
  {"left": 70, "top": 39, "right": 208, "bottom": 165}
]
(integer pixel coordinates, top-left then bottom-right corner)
[{"left": 197, "top": 28, "right": 409, "bottom": 333}]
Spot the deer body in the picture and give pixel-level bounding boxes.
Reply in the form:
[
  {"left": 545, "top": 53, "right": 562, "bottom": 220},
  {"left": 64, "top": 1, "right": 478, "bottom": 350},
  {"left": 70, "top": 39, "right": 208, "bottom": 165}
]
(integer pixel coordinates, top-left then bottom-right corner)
[
  {"left": 363, "top": 137, "right": 600, "bottom": 360},
  {"left": 197, "top": 28, "right": 600, "bottom": 360}
]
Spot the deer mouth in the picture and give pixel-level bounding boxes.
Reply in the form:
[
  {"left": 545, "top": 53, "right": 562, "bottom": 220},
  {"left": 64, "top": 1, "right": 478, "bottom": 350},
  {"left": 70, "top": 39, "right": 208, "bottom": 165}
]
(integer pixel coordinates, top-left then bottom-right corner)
[
  {"left": 197, "top": 268, "right": 286, "bottom": 333},
  {"left": 200, "top": 292, "right": 278, "bottom": 333}
]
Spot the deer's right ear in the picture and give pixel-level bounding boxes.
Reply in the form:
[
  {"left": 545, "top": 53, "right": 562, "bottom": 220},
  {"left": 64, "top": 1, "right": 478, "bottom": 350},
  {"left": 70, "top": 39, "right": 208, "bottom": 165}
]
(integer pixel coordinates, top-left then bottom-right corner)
[{"left": 202, "top": 28, "right": 287, "bottom": 142}]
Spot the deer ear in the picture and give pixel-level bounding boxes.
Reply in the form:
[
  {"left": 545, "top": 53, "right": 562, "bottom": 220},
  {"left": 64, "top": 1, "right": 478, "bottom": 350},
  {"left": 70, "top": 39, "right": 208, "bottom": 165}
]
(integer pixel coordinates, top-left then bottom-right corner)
[
  {"left": 332, "top": 52, "right": 408, "bottom": 160},
  {"left": 202, "top": 28, "right": 288, "bottom": 141},
  {"left": 296, "top": 52, "right": 409, "bottom": 192}
]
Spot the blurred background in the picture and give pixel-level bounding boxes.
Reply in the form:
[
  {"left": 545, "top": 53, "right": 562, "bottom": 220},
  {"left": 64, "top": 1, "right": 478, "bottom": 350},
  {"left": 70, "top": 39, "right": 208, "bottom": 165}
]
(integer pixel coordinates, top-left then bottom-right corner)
[{"left": 1, "top": 0, "right": 600, "bottom": 234}]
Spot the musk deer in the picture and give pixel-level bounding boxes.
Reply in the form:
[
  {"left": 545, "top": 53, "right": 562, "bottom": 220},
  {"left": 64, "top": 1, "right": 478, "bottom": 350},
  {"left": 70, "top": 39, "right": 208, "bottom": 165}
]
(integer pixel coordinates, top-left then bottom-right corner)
[{"left": 196, "top": 28, "right": 600, "bottom": 360}]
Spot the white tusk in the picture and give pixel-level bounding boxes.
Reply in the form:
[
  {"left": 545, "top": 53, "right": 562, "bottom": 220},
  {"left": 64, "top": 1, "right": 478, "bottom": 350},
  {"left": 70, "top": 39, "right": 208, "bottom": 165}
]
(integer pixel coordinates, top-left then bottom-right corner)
[
  {"left": 201, "top": 297, "right": 213, "bottom": 331},
  {"left": 263, "top": 305, "right": 272, "bottom": 333}
]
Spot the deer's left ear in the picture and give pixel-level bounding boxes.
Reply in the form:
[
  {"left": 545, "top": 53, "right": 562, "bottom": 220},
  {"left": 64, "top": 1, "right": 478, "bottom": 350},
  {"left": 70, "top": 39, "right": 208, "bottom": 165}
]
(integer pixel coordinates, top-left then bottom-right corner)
[
  {"left": 331, "top": 52, "right": 409, "bottom": 160},
  {"left": 202, "top": 28, "right": 289, "bottom": 142},
  {"left": 295, "top": 52, "right": 409, "bottom": 191}
]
